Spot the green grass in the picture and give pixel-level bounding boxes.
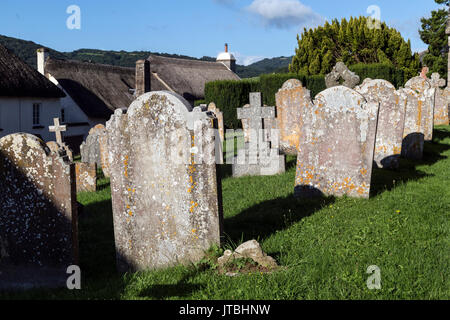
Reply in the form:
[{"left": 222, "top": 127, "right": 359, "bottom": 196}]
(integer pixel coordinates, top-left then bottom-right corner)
[{"left": 1, "top": 126, "right": 449, "bottom": 300}]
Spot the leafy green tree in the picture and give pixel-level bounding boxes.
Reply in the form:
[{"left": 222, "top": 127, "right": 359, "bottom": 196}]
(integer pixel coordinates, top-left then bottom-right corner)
[
  {"left": 289, "top": 16, "right": 420, "bottom": 82},
  {"left": 419, "top": 0, "right": 449, "bottom": 79}
]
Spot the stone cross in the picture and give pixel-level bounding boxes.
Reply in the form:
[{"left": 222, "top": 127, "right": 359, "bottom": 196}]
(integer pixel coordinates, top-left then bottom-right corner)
[
  {"left": 430, "top": 73, "right": 446, "bottom": 89},
  {"left": 237, "top": 93, "right": 275, "bottom": 133},
  {"left": 49, "top": 118, "right": 67, "bottom": 145}
]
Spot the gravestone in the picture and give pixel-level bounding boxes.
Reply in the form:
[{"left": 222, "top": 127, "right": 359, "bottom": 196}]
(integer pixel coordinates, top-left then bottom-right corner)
[
  {"left": 355, "top": 79, "right": 407, "bottom": 169},
  {"left": 0, "top": 133, "right": 78, "bottom": 290},
  {"left": 107, "top": 91, "right": 222, "bottom": 272},
  {"left": 80, "top": 124, "right": 105, "bottom": 166},
  {"left": 404, "top": 76, "right": 435, "bottom": 141},
  {"left": 46, "top": 141, "right": 71, "bottom": 162},
  {"left": 430, "top": 73, "right": 449, "bottom": 126},
  {"left": 49, "top": 118, "right": 73, "bottom": 162},
  {"left": 233, "top": 93, "right": 285, "bottom": 177},
  {"left": 98, "top": 129, "right": 110, "bottom": 178},
  {"left": 207, "top": 102, "right": 225, "bottom": 143},
  {"left": 275, "top": 79, "right": 306, "bottom": 155},
  {"left": 325, "top": 62, "right": 360, "bottom": 89},
  {"left": 241, "top": 104, "right": 251, "bottom": 143},
  {"left": 399, "top": 88, "right": 426, "bottom": 160},
  {"left": 294, "top": 86, "right": 379, "bottom": 199},
  {"left": 75, "top": 162, "right": 97, "bottom": 193}
]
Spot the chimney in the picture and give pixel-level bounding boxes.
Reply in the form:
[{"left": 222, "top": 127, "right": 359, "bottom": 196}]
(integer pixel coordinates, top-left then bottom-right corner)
[
  {"left": 37, "top": 48, "right": 49, "bottom": 75},
  {"left": 135, "top": 59, "right": 151, "bottom": 97},
  {"left": 217, "top": 43, "right": 236, "bottom": 73}
]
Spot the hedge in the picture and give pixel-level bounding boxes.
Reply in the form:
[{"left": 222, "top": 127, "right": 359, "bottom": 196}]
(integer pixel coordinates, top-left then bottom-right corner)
[
  {"left": 204, "top": 78, "right": 260, "bottom": 129},
  {"left": 204, "top": 63, "right": 406, "bottom": 128}
]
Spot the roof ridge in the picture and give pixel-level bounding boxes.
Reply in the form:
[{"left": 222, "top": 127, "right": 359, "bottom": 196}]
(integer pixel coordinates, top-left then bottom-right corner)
[{"left": 46, "top": 57, "right": 134, "bottom": 72}]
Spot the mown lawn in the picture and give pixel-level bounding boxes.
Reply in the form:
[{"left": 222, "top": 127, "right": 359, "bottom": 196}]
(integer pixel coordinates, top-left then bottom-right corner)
[{"left": 1, "top": 126, "right": 449, "bottom": 300}]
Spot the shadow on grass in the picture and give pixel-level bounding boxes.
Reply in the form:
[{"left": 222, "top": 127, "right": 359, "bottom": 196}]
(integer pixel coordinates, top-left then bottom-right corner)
[{"left": 224, "top": 195, "right": 334, "bottom": 244}]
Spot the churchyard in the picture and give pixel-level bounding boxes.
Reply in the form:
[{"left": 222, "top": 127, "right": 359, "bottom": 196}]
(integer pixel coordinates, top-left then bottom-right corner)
[{"left": 0, "top": 71, "right": 449, "bottom": 299}]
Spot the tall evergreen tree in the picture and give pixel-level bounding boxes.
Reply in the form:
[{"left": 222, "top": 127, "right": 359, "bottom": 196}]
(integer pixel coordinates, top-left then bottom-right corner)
[
  {"left": 289, "top": 16, "right": 420, "bottom": 81},
  {"left": 419, "top": 0, "right": 449, "bottom": 79}
]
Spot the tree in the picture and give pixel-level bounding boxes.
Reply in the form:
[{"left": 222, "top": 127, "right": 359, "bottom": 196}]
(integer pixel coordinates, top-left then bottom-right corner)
[
  {"left": 289, "top": 16, "right": 420, "bottom": 81},
  {"left": 419, "top": 0, "right": 449, "bottom": 79}
]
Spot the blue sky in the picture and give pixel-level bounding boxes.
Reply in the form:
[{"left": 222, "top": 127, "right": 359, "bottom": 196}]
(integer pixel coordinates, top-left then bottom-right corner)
[{"left": 0, "top": 0, "right": 444, "bottom": 65}]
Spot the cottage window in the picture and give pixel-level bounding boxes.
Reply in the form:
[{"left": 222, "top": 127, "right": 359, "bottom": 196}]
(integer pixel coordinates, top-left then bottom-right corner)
[{"left": 33, "top": 103, "right": 41, "bottom": 125}]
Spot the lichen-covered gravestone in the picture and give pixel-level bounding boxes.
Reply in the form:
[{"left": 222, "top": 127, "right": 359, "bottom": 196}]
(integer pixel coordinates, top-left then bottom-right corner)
[
  {"left": 325, "top": 62, "right": 360, "bottom": 89},
  {"left": 404, "top": 76, "right": 436, "bottom": 142},
  {"left": 0, "top": 133, "right": 78, "bottom": 290},
  {"left": 355, "top": 79, "right": 407, "bottom": 169},
  {"left": 294, "top": 86, "right": 379, "bottom": 199},
  {"left": 233, "top": 93, "right": 285, "bottom": 177},
  {"left": 107, "top": 91, "right": 222, "bottom": 272},
  {"left": 75, "top": 162, "right": 97, "bottom": 193},
  {"left": 275, "top": 79, "right": 307, "bottom": 155},
  {"left": 430, "top": 73, "right": 449, "bottom": 126}
]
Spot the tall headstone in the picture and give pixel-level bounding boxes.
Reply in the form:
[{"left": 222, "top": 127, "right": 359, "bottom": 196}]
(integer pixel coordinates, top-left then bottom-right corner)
[
  {"left": 207, "top": 102, "right": 225, "bottom": 143},
  {"left": 430, "top": 73, "right": 449, "bottom": 126},
  {"left": 233, "top": 93, "right": 285, "bottom": 177},
  {"left": 107, "top": 91, "right": 222, "bottom": 272},
  {"left": 294, "top": 86, "right": 379, "bottom": 199},
  {"left": 404, "top": 76, "right": 435, "bottom": 141},
  {"left": 275, "top": 79, "right": 306, "bottom": 155},
  {"left": 325, "top": 62, "right": 360, "bottom": 89},
  {"left": 0, "top": 133, "right": 78, "bottom": 290},
  {"left": 399, "top": 88, "right": 426, "bottom": 160},
  {"left": 355, "top": 79, "right": 407, "bottom": 169}
]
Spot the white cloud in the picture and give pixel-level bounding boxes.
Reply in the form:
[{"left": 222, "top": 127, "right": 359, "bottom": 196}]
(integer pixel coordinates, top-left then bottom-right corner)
[
  {"left": 246, "top": 0, "right": 324, "bottom": 29},
  {"left": 234, "top": 52, "right": 266, "bottom": 66}
]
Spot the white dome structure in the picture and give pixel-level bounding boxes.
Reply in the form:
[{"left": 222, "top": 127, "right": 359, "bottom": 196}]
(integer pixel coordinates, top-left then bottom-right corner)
[{"left": 216, "top": 43, "right": 236, "bottom": 72}]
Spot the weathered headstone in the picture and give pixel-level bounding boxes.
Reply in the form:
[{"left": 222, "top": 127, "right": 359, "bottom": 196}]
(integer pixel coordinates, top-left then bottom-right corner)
[
  {"left": 75, "top": 162, "right": 97, "bottom": 193},
  {"left": 404, "top": 76, "right": 435, "bottom": 141},
  {"left": 355, "top": 79, "right": 407, "bottom": 169},
  {"left": 98, "top": 129, "right": 110, "bottom": 178},
  {"left": 399, "top": 88, "right": 426, "bottom": 160},
  {"left": 0, "top": 133, "right": 78, "bottom": 290},
  {"left": 294, "top": 86, "right": 379, "bottom": 199},
  {"left": 207, "top": 102, "right": 225, "bottom": 143},
  {"left": 107, "top": 91, "right": 222, "bottom": 272},
  {"left": 275, "top": 79, "right": 305, "bottom": 155},
  {"left": 80, "top": 124, "right": 105, "bottom": 166},
  {"left": 430, "top": 73, "right": 449, "bottom": 126},
  {"left": 233, "top": 93, "right": 285, "bottom": 177},
  {"left": 325, "top": 62, "right": 360, "bottom": 89}
]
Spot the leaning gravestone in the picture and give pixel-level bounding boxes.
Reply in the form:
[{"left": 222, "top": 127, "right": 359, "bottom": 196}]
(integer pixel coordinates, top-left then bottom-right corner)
[
  {"left": 430, "top": 73, "right": 449, "bottom": 126},
  {"left": 233, "top": 92, "right": 285, "bottom": 177},
  {"left": 325, "top": 62, "right": 360, "bottom": 89},
  {"left": 294, "top": 86, "right": 379, "bottom": 199},
  {"left": 355, "top": 79, "right": 407, "bottom": 169},
  {"left": 107, "top": 91, "right": 222, "bottom": 272},
  {"left": 0, "top": 133, "right": 78, "bottom": 290},
  {"left": 275, "top": 79, "right": 306, "bottom": 155},
  {"left": 404, "top": 76, "right": 435, "bottom": 141}
]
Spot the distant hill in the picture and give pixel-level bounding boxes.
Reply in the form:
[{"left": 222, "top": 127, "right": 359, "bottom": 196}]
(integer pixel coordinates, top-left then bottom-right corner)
[{"left": 0, "top": 34, "right": 292, "bottom": 78}]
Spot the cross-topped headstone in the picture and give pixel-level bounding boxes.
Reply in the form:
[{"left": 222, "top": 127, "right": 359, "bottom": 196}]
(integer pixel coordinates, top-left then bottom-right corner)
[
  {"left": 237, "top": 93, "right": 275, "bottom": 133},
  {"left": 49, "top": 118, "right": 66, "bottom": 145},
  {"left": 430, "top": 73, "right": 446, "bottom": 88}
]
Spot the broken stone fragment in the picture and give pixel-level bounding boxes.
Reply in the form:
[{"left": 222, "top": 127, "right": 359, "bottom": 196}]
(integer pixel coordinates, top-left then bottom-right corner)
[{"left": 217, "top": 240, "right": 278, "bottom": 269}]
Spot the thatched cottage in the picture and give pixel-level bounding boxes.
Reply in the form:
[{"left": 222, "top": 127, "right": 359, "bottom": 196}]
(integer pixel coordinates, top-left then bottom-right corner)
[
  {"left": 37, "top": 45, "right": 239, "bottom": 150},
  {"left": 0, "top": 44, "right": 66, "bottom": 142}
]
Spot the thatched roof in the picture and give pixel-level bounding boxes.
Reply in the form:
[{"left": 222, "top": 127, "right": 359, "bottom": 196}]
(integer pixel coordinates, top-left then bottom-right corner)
[
  {"left": 0, "top": 44, "right": 65, "bottom": 98},
  {"left": 148, "top": 54, "right": 240, "bottom": 101},
  {"left": 45, "top": 58, "right": 139, "bottom": 119}
]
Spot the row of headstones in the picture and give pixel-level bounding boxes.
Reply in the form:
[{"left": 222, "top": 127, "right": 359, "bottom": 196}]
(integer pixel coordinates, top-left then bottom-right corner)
[{"left": 0, "top": 69, "right": 448, "bottom": 288}]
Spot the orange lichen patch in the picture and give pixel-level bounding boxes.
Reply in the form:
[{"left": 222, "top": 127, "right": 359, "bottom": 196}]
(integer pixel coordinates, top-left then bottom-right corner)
[
  {"left": 393, "top": 146, "right": 402, "bottom": 155},
  {"left": 417, "top": 101, "right": 422, "bottom": 128},
  {"left": 360, "top": 168, "right": 368, "bottom": 176},
  {"left": 128, "top": 211, "right": 133, "bottom": 217}
]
